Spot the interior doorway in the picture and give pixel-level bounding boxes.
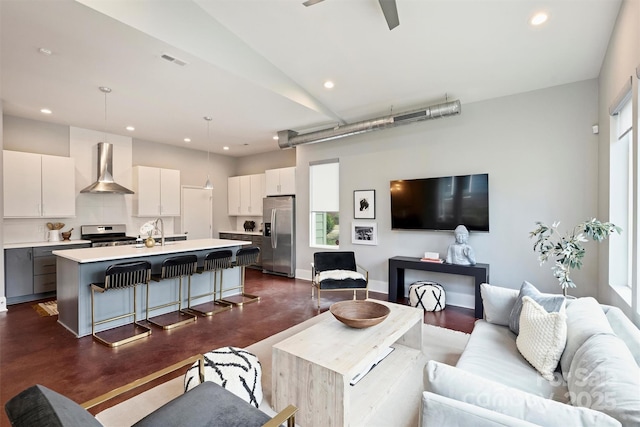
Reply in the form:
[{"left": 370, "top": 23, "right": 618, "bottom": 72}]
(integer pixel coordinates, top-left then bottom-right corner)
[{"left": 181, "top": 186, "right": 212, "bottom": 239}]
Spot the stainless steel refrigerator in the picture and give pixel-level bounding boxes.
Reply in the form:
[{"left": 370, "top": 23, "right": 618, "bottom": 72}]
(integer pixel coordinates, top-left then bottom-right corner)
[{"left": 262, "top": 196, "right": 295, "bottom": 277}]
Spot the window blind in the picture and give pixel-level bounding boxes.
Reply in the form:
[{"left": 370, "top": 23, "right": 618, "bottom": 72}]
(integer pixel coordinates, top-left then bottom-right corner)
[{"left": 310, "top": 161, "right": 339, "bottom": 212}]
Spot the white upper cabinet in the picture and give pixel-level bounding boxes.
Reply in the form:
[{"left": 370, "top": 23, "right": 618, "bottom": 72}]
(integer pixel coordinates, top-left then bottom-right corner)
[
  {"left": 159, "top": 168, "right": 181, "bottom": 215},
  {"left": 133, "top": 166, "right": 181, "bottom": 217},
  {"left": 228, "top": 173, "right": 265, "bottom": 216},
  {"left": 3, "top": 150, "right": 75, "bottom": 218},
  {"left": 228, "top": 176, "right": 241, "bottom": 215},
  {"left": 248, "top": 174, "right": 265, "bottom": 215},
  {"left": 265, "top": 167, "right": 296, "bottom": 196}
]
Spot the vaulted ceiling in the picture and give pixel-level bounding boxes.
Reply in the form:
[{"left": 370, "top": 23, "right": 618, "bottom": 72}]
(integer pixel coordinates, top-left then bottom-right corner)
[{"left": 1, "top": 0, "right": 621, "bottom": 156}]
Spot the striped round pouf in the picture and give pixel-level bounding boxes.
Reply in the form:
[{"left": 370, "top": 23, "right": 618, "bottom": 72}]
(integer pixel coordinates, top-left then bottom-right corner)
[
  {"left": 409, "top": 281, "right": 446, "bottom": 312},
  {"left": 184, "top": 346, "right": 263, "bottom": 407}
]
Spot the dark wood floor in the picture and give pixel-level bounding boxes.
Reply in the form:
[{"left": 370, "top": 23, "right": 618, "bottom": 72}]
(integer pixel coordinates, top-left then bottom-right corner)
[{"left": 0, "top": 269, "right": 475, "bottom": 423}]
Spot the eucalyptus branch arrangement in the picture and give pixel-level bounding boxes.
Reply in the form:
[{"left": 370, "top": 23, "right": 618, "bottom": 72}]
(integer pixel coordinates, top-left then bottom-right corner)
[{"left": 530, "top": 218, "right": 621, "bottom": 294}]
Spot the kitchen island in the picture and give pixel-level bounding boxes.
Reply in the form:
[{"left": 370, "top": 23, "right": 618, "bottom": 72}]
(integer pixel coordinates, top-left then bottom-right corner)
[{"left": 53, "top": 238, "right": 250, "bottom": 338}]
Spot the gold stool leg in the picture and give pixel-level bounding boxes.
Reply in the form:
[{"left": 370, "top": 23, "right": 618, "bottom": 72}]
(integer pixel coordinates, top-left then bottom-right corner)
[
  {"left": 147, "top": 276, "right": 198, "bottom": 330},
  {"left": 219, "top": 265, "right": 260, "bottom": 306},
  {"left": 183, "top": 269, "right": 231, "bottom": 316}
]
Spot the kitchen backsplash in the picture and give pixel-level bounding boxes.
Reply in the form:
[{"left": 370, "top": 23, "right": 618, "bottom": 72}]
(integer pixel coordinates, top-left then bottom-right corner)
[{"left": 3, "top": 216, "right": 176, "bottom": 244}]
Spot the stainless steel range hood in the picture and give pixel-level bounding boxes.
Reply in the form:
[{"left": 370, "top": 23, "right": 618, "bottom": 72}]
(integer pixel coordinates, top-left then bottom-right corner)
[{"left": 80, "top": 142, "right": 134, "bottom": 194}]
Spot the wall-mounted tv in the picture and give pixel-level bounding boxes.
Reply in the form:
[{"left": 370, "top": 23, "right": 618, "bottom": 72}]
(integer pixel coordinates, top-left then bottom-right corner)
[{"left": 390, "top": 173, "right": 489, "bottom": 232}]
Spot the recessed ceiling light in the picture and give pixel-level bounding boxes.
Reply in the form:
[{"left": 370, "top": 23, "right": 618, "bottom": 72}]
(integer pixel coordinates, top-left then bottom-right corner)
[
  {"left": 184, "top": 138, "right": 191, "bottom": 143},
  {"left": 40, "top": 108, "right": 52, "bottom": 114},
  {"left": 125, "top": 126, "right": 135, "bottom": 131},
  {"left": 38, "top": 48, "right": 52, "bottom": 56},
  {"left": 530, "top": 12, "right": 549, "bottom": 26},
  {"left": 223, "top": 146, "right": 230, "bottom": 151},
  {"left": 324, "top": 80, "right": 335, "bottom": 89},
  {"left": 273, "top": 135, "right": 279, "bottom": 140}
]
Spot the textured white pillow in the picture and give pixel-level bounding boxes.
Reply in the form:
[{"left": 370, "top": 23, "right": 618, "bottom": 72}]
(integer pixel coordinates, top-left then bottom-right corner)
[
  {"left": 509, "top": 281, "right": 565, "bottom": 335},
  {"left": 516, "top": 296, "right": 567, "bottom": 381}
]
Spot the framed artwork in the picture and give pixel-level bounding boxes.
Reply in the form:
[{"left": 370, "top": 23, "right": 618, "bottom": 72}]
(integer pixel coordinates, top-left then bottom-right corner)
[
  {"left": 354, "top": 190, "right": 376, "bottom": 219},
  {"left": 352, "top": 221, "right": 378, "bottom": 245}
]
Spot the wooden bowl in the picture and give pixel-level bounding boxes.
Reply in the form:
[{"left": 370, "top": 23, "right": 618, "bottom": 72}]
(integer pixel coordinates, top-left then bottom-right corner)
[{"left": 329, "top": 300, "right": 390, "bottom": 329}]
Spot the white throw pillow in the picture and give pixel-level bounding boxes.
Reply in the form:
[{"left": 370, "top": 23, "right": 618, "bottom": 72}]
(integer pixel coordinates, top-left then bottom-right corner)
[
  {"left": 516, "top": 296, "right": 567, "bottom": 381},
  {"left": 480, "top": 283, "right": 519, "bottom": 326},
  {"left": 568, "top": 333, "right": 640, "bottom": 426},
  {"left": 560, "top": 297, "right": 614, "bottom": 379}
]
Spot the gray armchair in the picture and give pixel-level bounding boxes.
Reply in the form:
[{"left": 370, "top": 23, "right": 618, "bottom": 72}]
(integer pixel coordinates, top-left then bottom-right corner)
[
  {"left": 312, "top": 251, "right": 369, "bottom": 308},
  {"left": 5, "top": 355, "right": 297, "bottom": 427}
]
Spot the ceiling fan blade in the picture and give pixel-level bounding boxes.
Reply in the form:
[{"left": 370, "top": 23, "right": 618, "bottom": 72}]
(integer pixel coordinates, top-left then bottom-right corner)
[
  {"left": 378, "top": 0, "right": 399, "bottom": 30},
  {"left": 303, "top": 0, "right": 324, "bottom": 6}
]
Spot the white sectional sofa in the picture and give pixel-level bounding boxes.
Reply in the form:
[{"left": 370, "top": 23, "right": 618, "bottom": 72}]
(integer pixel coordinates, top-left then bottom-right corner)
[{"left": 421, "top": 282, "right": 640, "bottom": 427}]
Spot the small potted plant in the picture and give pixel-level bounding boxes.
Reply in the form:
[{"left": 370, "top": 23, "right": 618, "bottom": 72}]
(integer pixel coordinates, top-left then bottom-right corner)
[{"left": 529, "top": 218, "right": 621, "bottom": 296}]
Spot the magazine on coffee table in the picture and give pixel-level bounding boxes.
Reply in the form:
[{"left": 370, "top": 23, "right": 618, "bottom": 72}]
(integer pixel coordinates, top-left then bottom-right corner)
[{"left": 349, "top": 346, "right": 395, "bottom": 386}]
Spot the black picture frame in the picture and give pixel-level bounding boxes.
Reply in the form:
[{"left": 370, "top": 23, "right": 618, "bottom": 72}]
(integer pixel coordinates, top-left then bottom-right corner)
[{"left": 354, "top": 190, "right": 375, "bottom": 219}]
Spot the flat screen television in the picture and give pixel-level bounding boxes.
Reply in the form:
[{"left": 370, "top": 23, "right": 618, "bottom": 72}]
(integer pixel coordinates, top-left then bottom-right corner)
[{"left": 390, "top": 173, "right": 489, "bottom": 232}]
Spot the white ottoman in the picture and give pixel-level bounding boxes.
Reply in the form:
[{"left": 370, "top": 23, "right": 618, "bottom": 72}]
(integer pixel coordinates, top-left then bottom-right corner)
[
  {"left": 409, "top": 281, "right": 446, "bottom": 312},
  {"left": 184, "top": 346, "right": 263, "bottom": 408}
]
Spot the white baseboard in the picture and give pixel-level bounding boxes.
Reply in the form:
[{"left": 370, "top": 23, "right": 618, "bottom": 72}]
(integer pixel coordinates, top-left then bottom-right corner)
[
  {"left": 295, "top": 268, "right": 313, "bottom": 282},
  {"left": 0, "top": 297, "right": 7, "bottom": 313}
]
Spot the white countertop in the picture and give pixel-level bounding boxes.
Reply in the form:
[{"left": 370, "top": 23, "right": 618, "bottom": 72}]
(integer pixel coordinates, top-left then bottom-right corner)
[
  {"left": 52, "top": 238, "right": 250, "bottom": 263},
  {"left": 219, "top": 230, "right": 263, "bottom": 236},
  {"left": 4, "top": 240, "right": 92, "bottom": 250}
]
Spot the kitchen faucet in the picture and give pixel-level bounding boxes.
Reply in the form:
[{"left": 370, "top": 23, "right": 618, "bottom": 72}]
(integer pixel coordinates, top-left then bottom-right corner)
[{"left": 154, "top": 218, "right": 165, "bottom": 246}]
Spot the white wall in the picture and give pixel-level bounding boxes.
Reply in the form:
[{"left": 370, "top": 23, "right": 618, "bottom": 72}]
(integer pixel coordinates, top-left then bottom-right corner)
[
  {"left": 296, "top": 80, "right": 600, "bottom": 308},
  {"left": 3, "top": 115, "right": 69, "bottom": 156},
  {"left": 0, "top": 101, "right": 6, "bottom": 312},
  {"left": 236, "top": 149, "right": 296, "bottom": 176},
  {"left": 597, "top": 0, "right": 640, "bottom": 324}
]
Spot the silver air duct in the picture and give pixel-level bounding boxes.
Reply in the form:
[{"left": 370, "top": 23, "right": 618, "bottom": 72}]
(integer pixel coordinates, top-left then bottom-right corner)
[
  {"left": 80, "top": 142, "right": 134, "bottom": 194},
  {"left": 278, "top": 99, "right": 461, "bottom": 149}
]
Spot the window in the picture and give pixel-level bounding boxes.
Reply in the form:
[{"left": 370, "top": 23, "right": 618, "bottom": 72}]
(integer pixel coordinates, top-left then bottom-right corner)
[
  {"left": 609, "top": 81, "right": 633, "bottom": 294},
  {"left": 310, "top": 160, "right": 339, "bottom": 248}
]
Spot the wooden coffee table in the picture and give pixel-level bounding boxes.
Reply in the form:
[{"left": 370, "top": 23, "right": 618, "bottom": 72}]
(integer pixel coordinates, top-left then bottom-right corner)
[{"left": 272, "top": 300, "right": 424, "bottom": 426}]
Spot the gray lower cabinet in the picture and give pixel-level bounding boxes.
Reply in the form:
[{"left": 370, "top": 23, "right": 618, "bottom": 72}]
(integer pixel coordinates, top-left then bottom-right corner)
[
  {"left": 219, "top": 233, "right": 262, "bottom": 268},
  {"left": 5, "top": 243, "right": 90, "bottom": 305},
  {"left": 5, "top": 248, "right": 33, "bottom": 299}
]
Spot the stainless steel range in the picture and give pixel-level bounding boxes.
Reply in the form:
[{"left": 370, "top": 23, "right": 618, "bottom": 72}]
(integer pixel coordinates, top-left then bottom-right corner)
[{"left": 81, "top": 224, "right": 137, "bottom": 247}]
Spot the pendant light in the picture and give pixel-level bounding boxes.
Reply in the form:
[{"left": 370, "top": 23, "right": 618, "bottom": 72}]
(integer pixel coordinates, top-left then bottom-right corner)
[
  {"left": 100, "top": 86, "right": 111, "bottom": 140},
  {"left": 203, "top": 116, "right": 213, "bottom": 190}
]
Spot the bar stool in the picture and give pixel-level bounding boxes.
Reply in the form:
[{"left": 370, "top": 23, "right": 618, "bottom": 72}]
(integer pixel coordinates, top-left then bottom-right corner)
[
  {"left": 90, "top": 260, "right": 152, "bottom": 348},
  {"left": 146, "top": 255, "right": 198, "bottom": 329},
  {"left": 187, "top": 250, "right": 234, "bottom": 316},
  {"left": 219, "top": 246, "right": 261, "bottom": 306}
]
